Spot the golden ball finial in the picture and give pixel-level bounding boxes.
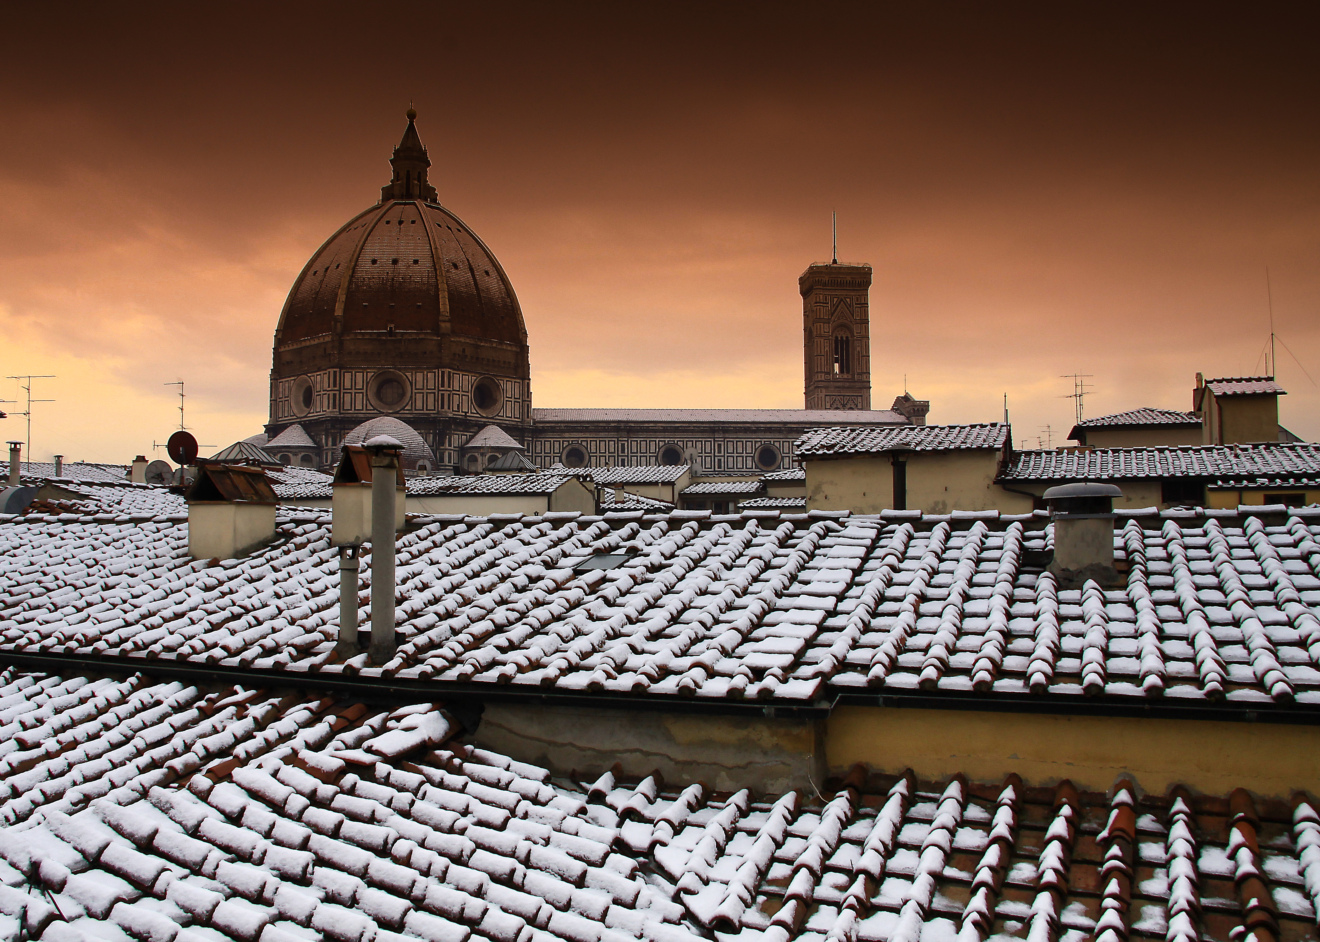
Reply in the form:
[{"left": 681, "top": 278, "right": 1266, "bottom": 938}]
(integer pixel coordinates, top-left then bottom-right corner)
[{"left": 406, "top": 106, "right": 417, "bottom": 121}]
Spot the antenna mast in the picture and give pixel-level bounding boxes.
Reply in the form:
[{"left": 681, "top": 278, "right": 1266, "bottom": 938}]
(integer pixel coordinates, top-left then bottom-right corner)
[
  {"left": 4, "top": 374, "right": 55, "bottom": 462},
  {"left": 831, "top": 211, "right": 838, "bottom": 265},
  {"left": 165, "top": 381, "right": 186, "bottom": 430},
  {"left": 1059, "top": 373, "right": 1093, "bottom": 425},
  {"left": 1266, "top": 266, "right": 1277, "bottom": 377}
]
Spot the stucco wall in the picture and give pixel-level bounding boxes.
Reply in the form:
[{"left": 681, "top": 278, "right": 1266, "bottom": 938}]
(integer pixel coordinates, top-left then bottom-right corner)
[
  {"left": 806, "top": 455, "right": 895, "bottom": 513},
  {"left": 904, "top": 451, "right": 1031, "bottom": 514},
  {"left": 188, "top": 502, "right": 276, "bottom": 559},
  {"left": 475, "top": 703, "right": 824, "bottom": 794},
  {"left": 1205, "top": 393, "right": 1279, "bottom": 445},
  {"left": 827, "top": 705, "right": 1319, "bottom": 798},
  {"left": 548, "top": 480, "right": 599, "bottom": 515},
  {"left": 1082, "top": 427, "right": 1203, "bottom": 448},
  {"left": 1207, "top": 487, "right": 1320, "bottom": 509},
  {"left": 1004, "top": 479, "right": 1168, "bottom": 510}
]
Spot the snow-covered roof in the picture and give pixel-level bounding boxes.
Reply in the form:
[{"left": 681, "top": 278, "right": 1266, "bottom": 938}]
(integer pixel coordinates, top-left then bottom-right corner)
[
  {"left": 465, "top": 425, "right": 524, "bottom": 451},
  {"left": 598, "top": 488, "right": 674, "bottom": 512},
  {"left": 737, "top": 496, "right": 807, "bottom": 510},
  {"left": 760, "top": 467, "right": 806, "bottom": 482},
  {"left": 267, "top": 466, "right": 335, "bottom": 502},
  {"left": 27, "top": 480, "right": 187, "bottom": 516},
  {"left": 209, "top": 441, "right": 279, "bottom": 465},
  {"left": 2, "top": 461, "right": 129, "bottom": 484},
  {"left": 591, "top": 466, "right": 689, "bottom": 485},
  {"left": 1071, "top": 407, "right": 1201, "bottom": 429},
  {"left": 1204, "top": 376, "right": 1287, "bottom": 396},
  {"left": 0, "top": 666, "right": 1315, "bottom": 942},
  {"left": 266, "top": 424, "right": 317, "bottom": 449},
  {"left": 242, "top": 432, "right": 269, "bottom": 447},
  {"left": 408, "top": 472, "right": 579, "bottom": 497},
  {"left": 796, "top": 423, "right": 1010, "bottom": 457},
  {"left": 534, "top": 408, "right": 909, "bottom": 425},
  {"left": 6, "top": 505, "right": 1320, "bottom": 709},
  {"left": 1000, "top": 442, "right": 1320, "bottom": 483},
  {"left": 680, "top": 480, "right": 764, "bottom": 496}
]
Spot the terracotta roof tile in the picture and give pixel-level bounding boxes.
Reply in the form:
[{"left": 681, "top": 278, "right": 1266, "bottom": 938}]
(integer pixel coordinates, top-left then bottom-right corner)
[
  {"left": 1204, "top": 376, "right": 1287, "bottom": 396},
  {"left": 1073, "top": 407, "right": 1201, "bottom": 428},
  {"left": 796, "top": 423, "right": 1009, "bottom": 457}
]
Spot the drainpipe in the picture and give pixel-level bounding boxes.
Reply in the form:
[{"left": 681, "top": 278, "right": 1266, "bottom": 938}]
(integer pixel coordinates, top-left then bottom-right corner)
[
  {"left": 337, "top": 546, "right": 361, "bottom": 658},
  {"left": 365, "top": 436, "right": 403, "bottom": 664},
  {"left": 6, "top": 442, "right": 19, "bottom": 487},
  {"left": 53, "top": 455, "right": 63, "bottom": 477}
]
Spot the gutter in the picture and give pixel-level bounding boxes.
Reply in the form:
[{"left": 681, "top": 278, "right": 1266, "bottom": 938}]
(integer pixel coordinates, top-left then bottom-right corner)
[{"left": 2, "top": 650, "right": 1317, "bottom": 727}]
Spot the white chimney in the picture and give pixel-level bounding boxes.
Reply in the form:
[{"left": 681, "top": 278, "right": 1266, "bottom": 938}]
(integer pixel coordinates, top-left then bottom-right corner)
[
  {"left": 185, "top": 464, "right": 278, "bottom": 560},
  {"left": 331, "top": 444, "right": 405, "bottom": 547},
  {"left": 130, "top": 455, "right": 148, "bottom": 484},
  {"left": 1044, "top": 482, "right": 1123, "bottom": 587},
  {"left": 6, "top": 442, "right": 19, "bottom": 487},
  {"left": 364, "top": 436, "right": 403, "bottom": 664},
  {"left": 53, "top": 455, "right": 63, "bottom": 477}
]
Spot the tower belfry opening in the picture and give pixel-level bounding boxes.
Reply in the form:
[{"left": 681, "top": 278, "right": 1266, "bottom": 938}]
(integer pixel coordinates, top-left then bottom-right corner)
[{"left": 802, "top": 260, "right": 872, "bottom": 410}]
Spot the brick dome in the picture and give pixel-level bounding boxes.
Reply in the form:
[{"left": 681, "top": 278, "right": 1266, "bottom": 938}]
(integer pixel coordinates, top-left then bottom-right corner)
[{"left": 274, "top": 118, "right": 527, "bottom": 350}]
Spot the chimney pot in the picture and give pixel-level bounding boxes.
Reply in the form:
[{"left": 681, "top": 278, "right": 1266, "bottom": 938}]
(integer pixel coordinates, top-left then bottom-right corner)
[
  {"left": 364, "top": 437, "right": 403, "bottom": 664},
  {"left": 130, "top": 455, "right": 148, "bottom": 484},
  {"left": 53, "top": 455, "right": 63, "bottom": 477},
  {"left": 1043, "top": 482, "right": 1123, "bottom": 587},
  {"left": 6, "top": 442, "right": 20, "bottom": 487}
]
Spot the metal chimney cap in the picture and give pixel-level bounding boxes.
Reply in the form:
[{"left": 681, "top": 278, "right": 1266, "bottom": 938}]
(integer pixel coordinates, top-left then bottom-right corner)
[{"left": 1042, "top": 482, "right": 1123, "bottom": 500}]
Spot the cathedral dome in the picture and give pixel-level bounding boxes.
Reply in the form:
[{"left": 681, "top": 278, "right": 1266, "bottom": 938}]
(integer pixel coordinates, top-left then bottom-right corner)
[{"left": 272, "top": 112, "right": 528, "bottom": 353}]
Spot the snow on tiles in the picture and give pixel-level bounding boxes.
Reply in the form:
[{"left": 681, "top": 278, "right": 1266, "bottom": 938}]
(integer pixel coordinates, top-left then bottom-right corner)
[
  {"left": 3, "top": 507, "right": 1320, "bottom": 706},
  {"left": 0, "top": 668, "right": 1317, "bottom": 942}
]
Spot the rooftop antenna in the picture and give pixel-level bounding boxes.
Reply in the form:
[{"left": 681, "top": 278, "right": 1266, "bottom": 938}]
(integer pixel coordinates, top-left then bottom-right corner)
[
  {"left": 1060, "top": 373, "right": 1093, "bottom": 425},
  {"left": 1266, "top": 266, "right": 1277, "bottom": 377},
  {"left": 165, "top": 380, "right": 186, "bottom": 430},
  {"left": 1003, "top": 393, "right": 1009, "bottom": 425},
  {"left": 1039, "top": 424, "right": 1053, "bottom": 449},
  {"left": 5, "top": 374, "right": 55, "bottom": 463},
  {"left": 832, "top": 211, "right": 838, "bottom": 265}
]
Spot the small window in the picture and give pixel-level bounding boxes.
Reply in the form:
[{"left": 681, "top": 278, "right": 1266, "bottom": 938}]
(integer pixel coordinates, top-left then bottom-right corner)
[
  {"left": 1161, "top": 479, "right": 1204, "bottom": 506},
  {"left": 391, "top": 258, "right": 399, "bottom": 265},
  {"left": 371, "top": 259, "right": 378, "bottom": 265},
  {"left": 573, "top": 553, "right": 633, "bottom": 572},
  {"left": 1264, "top": 492, "right": 1306, "bottom": 507},
  {"left": 412, "top": 259, "right": 419, "bottom": 265}
]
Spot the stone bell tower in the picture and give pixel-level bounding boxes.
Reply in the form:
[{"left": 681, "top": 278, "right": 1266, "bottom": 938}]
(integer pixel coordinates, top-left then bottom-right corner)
[{"left": 801, "top": 259, "right": 872, "bottom": 410}]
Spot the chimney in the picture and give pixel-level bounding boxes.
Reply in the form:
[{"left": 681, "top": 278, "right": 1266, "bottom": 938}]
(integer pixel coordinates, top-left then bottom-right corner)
[
  {"left": 6, "top": 442, "right": 19, "bottom": 487},
  {"left": 130, "top": 455, "right": 148, "bottom": 484},
  {"left": 364, "top": 436, "right": 404, "bottom": 664},
  {"left": 1043, "top": 482, "right": 1123, "bottom": 588},
  {"left": 53, "top": 455, "right": 64, "bottom": 477},
  {"left": 185, "top": 464, "right": 278, "bottom": 560},
  {"left": 330, "top": 444, "right": 406, "bottom": 546}
]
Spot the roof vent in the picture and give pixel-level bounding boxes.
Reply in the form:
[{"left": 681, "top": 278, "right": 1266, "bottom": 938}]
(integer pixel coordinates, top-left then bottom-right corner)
[{"left": 1043, "top": 482, "right": 1123, "bottom": 588}]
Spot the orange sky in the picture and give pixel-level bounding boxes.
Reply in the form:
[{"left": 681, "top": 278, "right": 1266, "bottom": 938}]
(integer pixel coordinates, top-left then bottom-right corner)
[{"left": 1, "top": 2, "right": 1317, "bottom": 463}]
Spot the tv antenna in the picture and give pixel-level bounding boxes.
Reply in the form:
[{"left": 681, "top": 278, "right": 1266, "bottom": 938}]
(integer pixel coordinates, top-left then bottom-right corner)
[
  {"left": 831, "top": 211, "right": 838, "bottom": 265},
  {"left": 1253, "top": 269, "right": 1316, "bottom": 386},
  {"left": 1039, "top": 425, "right": 1054, "bottom": 449},
  {"left": 165, "top": 380, "right": 187, "bottom": 430},
  {"left": 4, "top": 374, "right": 55, "bottom": 462},
  {"left": 1060, "top": 373, "right": 1093, "bottom": 425}
]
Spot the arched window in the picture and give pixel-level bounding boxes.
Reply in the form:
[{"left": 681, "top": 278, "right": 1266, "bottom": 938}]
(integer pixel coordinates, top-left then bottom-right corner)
[{"left": 833, "top": 333, "right": 851, "bottom": 376}]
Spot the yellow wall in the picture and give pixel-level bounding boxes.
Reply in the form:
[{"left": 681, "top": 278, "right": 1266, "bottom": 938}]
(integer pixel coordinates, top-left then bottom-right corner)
[
  {"left": 1207, "top": 487, "right": 1320, "bottom": 509},
  {"left": 1005, "top": 478, "right": 1168, "bottom": 510},
  {"left": 827, "top": 705, "right": 1319, "bottom": 798},
  {"left": 1205, "top": 392, "right": 1279, "bottom": 445},
  {"left": 906, "top": 451, "right": 1032, "bottom": 514},
  {"left": 1082, "top": 427, "right": 1202, "bottom": 448},
  {"left": 806, "top": 452, "right": 1032, "bottom": 514},
  {"left": 611, "top": 468, "right": 691, "bottom": 504},
  {"left": 405, "top": 479, "right": 597, "bottom": 517},
  {"left": 806, "top": 455, "right": 895, "bottom": 513},
  {"left": 187, "top": 502, "right": 277, "bottom": 559}
]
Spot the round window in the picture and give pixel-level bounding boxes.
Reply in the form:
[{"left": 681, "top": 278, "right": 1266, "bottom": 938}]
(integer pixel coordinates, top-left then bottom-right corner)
[
  {"left": 290, "top": 375, "right": 315, "bottom": 417},
  {"left": 367, "top": 370, "right": 411, "bottom": 412},
  {"left": 562, "top": 446, "right": 587, "bottom": 469},
  {"left": 755, "top": 444, "right": 782, "bottom": 472},
  {"left": 659, "top": 445, "right": 683, "bottom": 466},
  {"left": 472, "top": 377, "right": 502, "bottom": 416}
]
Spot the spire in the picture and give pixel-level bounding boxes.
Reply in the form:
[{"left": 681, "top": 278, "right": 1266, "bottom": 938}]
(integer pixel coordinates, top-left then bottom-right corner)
[{"left": 380, "top": 107, "right": 438, "bottom": 203}]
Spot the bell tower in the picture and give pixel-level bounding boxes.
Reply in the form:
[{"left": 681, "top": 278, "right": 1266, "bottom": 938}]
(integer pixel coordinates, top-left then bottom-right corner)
[{"left": 801, "top": 260, "right": 872, "bottom": 410}]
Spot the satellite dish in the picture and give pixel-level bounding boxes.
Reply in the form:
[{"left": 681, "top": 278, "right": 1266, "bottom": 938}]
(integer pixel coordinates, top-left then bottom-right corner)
[
  {"left": 167, "top": 430, "right": 199, "bottom": 466},
  {"left": 145, "top": 460, "right": 174, "bottom": 486}
]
